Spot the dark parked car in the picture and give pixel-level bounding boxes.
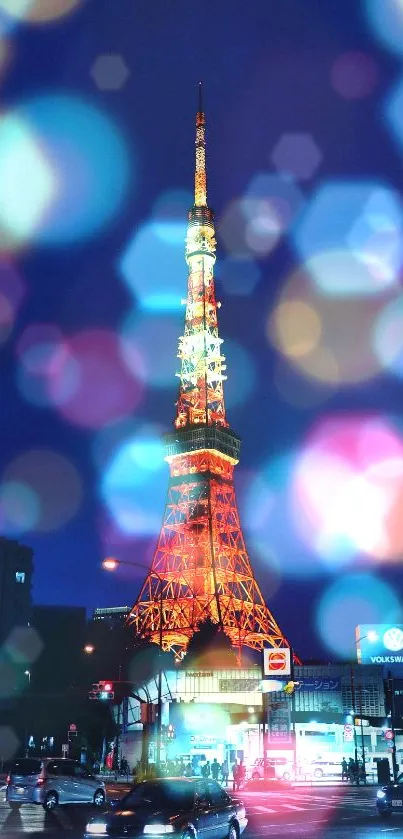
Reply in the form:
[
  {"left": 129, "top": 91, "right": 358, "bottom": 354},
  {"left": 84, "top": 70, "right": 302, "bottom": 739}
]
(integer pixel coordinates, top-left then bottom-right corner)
[
  {"left": 84, "top": 777, "right": 247, "bottom": 838},
  {"left": 6, "top": 757, "right": 105, "bottom": 811},
  {"left": 377, "top": 772, "right": 403, "bottom": 818}
]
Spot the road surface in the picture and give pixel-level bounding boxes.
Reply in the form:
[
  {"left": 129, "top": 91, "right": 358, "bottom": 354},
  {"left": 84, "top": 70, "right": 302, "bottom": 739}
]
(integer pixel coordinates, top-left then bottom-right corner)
[{"left": 0, "top": 783, "right": 397, "bottom": 838}]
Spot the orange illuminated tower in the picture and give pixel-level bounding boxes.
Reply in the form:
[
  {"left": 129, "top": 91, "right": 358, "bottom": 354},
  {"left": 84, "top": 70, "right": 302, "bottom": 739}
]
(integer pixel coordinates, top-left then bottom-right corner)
[{"left": 128, "top": 84, "right": 290, "bottom": 659}]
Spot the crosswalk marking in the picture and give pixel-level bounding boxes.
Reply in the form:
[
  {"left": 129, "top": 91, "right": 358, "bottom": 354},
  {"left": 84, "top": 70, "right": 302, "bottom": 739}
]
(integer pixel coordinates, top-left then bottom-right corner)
[{"left": 282, "top": 803, "right": 306, "bottom": 811}]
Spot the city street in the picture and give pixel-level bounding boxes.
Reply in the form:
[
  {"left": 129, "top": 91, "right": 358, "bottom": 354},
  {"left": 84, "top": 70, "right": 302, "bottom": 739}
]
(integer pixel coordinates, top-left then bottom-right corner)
[{"left": 0, "top": 784, "right": 396, "bottom": 838}]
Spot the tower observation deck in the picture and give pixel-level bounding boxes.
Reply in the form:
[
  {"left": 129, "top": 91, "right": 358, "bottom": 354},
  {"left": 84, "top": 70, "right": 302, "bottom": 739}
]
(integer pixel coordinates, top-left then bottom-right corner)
[{"left": 127, "top": 84, "right": 290, "bottom": 660}]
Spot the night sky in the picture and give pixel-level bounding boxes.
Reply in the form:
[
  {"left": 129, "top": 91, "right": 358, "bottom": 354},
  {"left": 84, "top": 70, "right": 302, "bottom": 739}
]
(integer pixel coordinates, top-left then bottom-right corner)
[{"left": 1, "top": 0, "right": 403, "bottom": 662}]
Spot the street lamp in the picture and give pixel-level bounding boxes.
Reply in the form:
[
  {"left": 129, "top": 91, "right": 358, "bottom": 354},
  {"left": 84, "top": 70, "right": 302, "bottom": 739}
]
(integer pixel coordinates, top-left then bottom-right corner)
[
  {"left": 24, "top": 670, "right": 31, "bottom": 684},
  {"left": 102, "top": 557, "right": 165, "bottom": 772},
  {"left": 84, "top": 644, "right": 95, "bottom": 655}
]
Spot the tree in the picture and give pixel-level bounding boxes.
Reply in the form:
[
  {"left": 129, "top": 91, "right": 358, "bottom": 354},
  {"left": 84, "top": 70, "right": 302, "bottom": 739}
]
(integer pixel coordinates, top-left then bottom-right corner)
[
  {"left": 126, "top": 642, "right": 175, "bottom": 688},
  {"left": 183, "top": 618, "right": 238, "bottom": 669}
]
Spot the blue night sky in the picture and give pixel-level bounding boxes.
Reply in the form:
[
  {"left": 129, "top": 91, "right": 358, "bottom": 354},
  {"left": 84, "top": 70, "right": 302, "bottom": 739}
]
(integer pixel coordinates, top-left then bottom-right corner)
[{"left": 1, "top": 0, "right": 403, "bottom": 661}]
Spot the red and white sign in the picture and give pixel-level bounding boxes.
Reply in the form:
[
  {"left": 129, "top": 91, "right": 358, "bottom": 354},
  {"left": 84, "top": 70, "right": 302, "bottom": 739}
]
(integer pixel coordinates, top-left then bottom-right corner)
[
  {"left": 263, "top": 647, "right": 291, "bottom": 677},
  {"left": 343, "top": 724, "right": 354, "bottom": 742},
  {"left": 384, "top": 730, "right": 394, "bottom": 741},
  {"left": 69, "top": 724, "right": 77, "bottom": 732}
]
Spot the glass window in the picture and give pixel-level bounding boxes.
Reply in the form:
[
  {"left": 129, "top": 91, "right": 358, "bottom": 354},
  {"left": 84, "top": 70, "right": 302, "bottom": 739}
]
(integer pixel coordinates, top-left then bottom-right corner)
[
  {"left": 46, "top": 763, "right": 60, "bottom": 776},
  {"left": 11, "top": 759, "right": 42, "bottom": 776},
  {"left": 207, "top": 781, "right": 230, "bottom": 806},
  {"left": 124, "top": 781, "right": 195, "bottom": 810},
  {"left": 15, "top": 571, "right": 25, "bottom": 583},
  {"left": 60, "top": 761, "right": 78, "bottom": 777}
]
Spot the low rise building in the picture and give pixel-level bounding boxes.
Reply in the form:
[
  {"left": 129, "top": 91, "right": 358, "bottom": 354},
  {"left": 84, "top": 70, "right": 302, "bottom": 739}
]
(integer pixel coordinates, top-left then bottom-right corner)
[{"left": 117, "top": 661, "right": 399, "bottom": 778}]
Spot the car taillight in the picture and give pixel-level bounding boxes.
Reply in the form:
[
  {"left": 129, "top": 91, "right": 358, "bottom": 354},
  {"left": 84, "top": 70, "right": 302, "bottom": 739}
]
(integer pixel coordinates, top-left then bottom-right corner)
[{"left": 35, "top": 778, "right": 45, "bottom": 787}]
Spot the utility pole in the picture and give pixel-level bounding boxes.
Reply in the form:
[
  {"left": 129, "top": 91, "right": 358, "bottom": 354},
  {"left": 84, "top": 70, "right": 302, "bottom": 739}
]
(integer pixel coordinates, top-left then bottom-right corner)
[
  {"left": 357, "top": 686, "right": 366, "bottom": 784},
  {"left": 350, "top": 666, "right": 360, "bottom": 785},
  {"left": 388, "top": 671, "right": 398, "bottom": 783},
  {"left": 290, "top": 648, "right": 297, "bottom": 780}
]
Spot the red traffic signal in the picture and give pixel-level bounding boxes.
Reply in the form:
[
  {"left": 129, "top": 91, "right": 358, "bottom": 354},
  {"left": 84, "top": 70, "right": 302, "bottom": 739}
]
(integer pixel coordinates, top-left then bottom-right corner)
[
  {"left": 384, "top": 729, "right": 394, "bottom": 741},
  {"left": 88, "top": 681, "right": 114, "bottom": 700}
]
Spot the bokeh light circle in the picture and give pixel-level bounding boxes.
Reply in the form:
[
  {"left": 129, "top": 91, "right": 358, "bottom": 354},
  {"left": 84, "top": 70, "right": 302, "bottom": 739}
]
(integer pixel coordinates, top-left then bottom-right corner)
[
  {"left": 0, "top": 259, "right": 25, "bottom": 345},
  {"left": 0, "top": 0, "right": 82, "bottom": 24},
  {"left": 49, "top": 329, "right": 144, "bottom": 428},
  {"left": 271, "top": 133, "right": 322, "bottom": 181},
  {"left": 364, "top": 0, "right": 403, "bottom": 57},
  {"left": 293, "top": 180, "right": 403, "bottom": 296},
  {"left": 222, "top": 339, "right": 256, "bottom": 410},
  {"left": 331, "top": 52, "right": 378, "bottom": 100},
  {"left": 292, "top": 415, "right": 403, "bottom": 562},
  {"left": 100, "top": 424, "right": 166, "bottom": 537},
  {"left": 16, "top": 323, "right": 68, "bottom": 407},
  {"left": 215, "top": 256, "right": 261, "bottom": 297},
  {"left": 241, "top": 454, "right": 321, "bottom": 580},
  {"left": 120, "top": 310, "right": 180, "bottom": 389},
  {"left": 0, "top": 726, "right": 19, "bottom": 759},
  {"left": 0, "top": 449, "right": 83, "bottom": 533},
  {"left": 0, "top": 481, "right": 40, "bottom": 535},
  {"left": 0, "top": 95, "right": 131, "bottom": 248},
  {"left": 268, "top": 264, "right": 389, "bottom": 386},
  {"left": 120, "top": 220, "right": 187, "bottom": 312},
  {"left": 374, "top": 294, "right": 403, "bottom": 378},
  {"left": 316, "top": 572, "right": 401, "bottom": 658}
]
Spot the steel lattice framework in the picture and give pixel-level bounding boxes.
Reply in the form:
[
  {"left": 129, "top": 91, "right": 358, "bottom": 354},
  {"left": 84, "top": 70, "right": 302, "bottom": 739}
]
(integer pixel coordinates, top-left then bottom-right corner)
[{"left": 128, "top": 84, "right": 290, "bottom": 659}]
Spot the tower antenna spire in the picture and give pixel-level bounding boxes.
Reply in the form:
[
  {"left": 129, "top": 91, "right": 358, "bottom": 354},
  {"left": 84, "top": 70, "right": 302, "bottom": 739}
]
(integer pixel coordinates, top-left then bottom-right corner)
[
  {"left": 198, "top": 80, "right": 203, "bottom": 114},
  {"left": 195, "top": 81, "right": 207, "bottom": 206}
]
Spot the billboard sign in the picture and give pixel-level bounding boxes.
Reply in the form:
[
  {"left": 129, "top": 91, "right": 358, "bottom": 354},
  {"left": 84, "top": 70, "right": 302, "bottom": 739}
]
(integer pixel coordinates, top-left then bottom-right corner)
[
  {"left": 298, "top": 677, "right": 340, "bottom": 691},
  {"left": 356, "top": 624, "right": 403, "bottom": 665},
  {"left": 268, "top": 701, "right": 291, "bottom": 743},
  {"left": 263, "top": 647, "right": 291, "bottom": 677},
  {"left": 343, "top": 724, "right": 354, "bottom": 742}
]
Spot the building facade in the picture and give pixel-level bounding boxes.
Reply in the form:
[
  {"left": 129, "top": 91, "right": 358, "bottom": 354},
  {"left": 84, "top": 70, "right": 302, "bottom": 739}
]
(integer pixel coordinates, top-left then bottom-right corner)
[
  {"left": 117, "top": 662, "right": 400, "bottom": 778},
  {"left": 0, "top": 536, "right": 33, "bottom": 644}
]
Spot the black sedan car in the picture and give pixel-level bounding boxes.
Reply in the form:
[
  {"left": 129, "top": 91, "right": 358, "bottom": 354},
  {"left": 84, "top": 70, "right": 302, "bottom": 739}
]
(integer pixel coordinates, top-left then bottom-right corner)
[
  {"left": 376, "top": 772, "right": 403, "bottom": 818},
  {"left": 84, "top": 777, "right": 247, "bottom": 839}
]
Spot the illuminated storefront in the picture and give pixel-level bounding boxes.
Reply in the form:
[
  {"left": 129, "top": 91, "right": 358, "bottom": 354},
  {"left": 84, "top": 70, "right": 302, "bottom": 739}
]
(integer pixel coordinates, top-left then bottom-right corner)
[{"left": 119, "top": 661, "right": 400, "bottom": 775}]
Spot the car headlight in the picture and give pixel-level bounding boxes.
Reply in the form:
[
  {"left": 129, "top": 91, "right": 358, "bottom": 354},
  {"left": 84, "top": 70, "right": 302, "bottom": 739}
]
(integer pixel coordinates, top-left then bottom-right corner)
[
  {"left": 377, "top": 791, "right": 386, "bottom": 800},
  {"left": 85, "top": 823, "right": 108, "bottom": 835},
  {"left": 143, "top": 825, "right": 174, "bottom": 835}
]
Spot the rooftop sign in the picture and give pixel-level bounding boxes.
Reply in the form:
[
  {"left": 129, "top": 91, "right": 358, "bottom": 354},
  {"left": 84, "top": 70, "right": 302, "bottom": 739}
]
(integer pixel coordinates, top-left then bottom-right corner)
[{"left": 356, "top": 624, "right": 403, "bottom": 665}]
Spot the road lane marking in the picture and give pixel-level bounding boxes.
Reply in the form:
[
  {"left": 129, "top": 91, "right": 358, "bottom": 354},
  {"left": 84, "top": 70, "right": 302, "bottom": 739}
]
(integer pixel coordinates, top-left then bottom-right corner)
[{"left": 282, "top": 804, "right": 306, "bottom": 811}]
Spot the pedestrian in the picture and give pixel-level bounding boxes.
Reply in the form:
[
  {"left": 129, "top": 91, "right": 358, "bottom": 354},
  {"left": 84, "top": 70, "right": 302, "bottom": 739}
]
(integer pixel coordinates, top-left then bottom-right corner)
[
  {"left": 221, "top": 762, "right": 229, "bottom": 786},
  {"left": 211, "top": 758, "right": 220, "bottom": 781},
  {"left": 348, "top": 757, "right": 356, "bottom": 784},
  {"left": 232, "top": 761, "right": 239, "bottom": 792},
  {"left": 341, "top": 758, "right": 348, "bottom": 781},
  {"left": 238, "top": 759, "right": 246, "bottom": 789},
  {"left": 201, "top": 761, "right": 210, "bottom": 778}
]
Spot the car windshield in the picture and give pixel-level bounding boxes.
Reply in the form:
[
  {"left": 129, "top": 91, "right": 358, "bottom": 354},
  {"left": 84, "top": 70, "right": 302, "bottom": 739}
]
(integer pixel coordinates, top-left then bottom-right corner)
[
  {"left": 10, "top": 759, "right": 42, "bottom": 776},
  {"left": 122, "top": 781, "right": 195, "bottom": 810}
]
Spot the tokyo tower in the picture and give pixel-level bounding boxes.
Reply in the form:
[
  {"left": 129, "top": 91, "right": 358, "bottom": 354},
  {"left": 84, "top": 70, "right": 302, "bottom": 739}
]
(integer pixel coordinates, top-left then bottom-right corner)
[{"left": 128, "top": 84, "right": 290, "bottom": 660}]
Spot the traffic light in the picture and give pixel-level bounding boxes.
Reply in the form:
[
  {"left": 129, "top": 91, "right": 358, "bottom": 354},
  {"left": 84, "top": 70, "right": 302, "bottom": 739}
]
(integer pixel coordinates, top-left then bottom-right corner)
[{"left": 88, "top": 681, "right": 114, "bottom": 700}]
